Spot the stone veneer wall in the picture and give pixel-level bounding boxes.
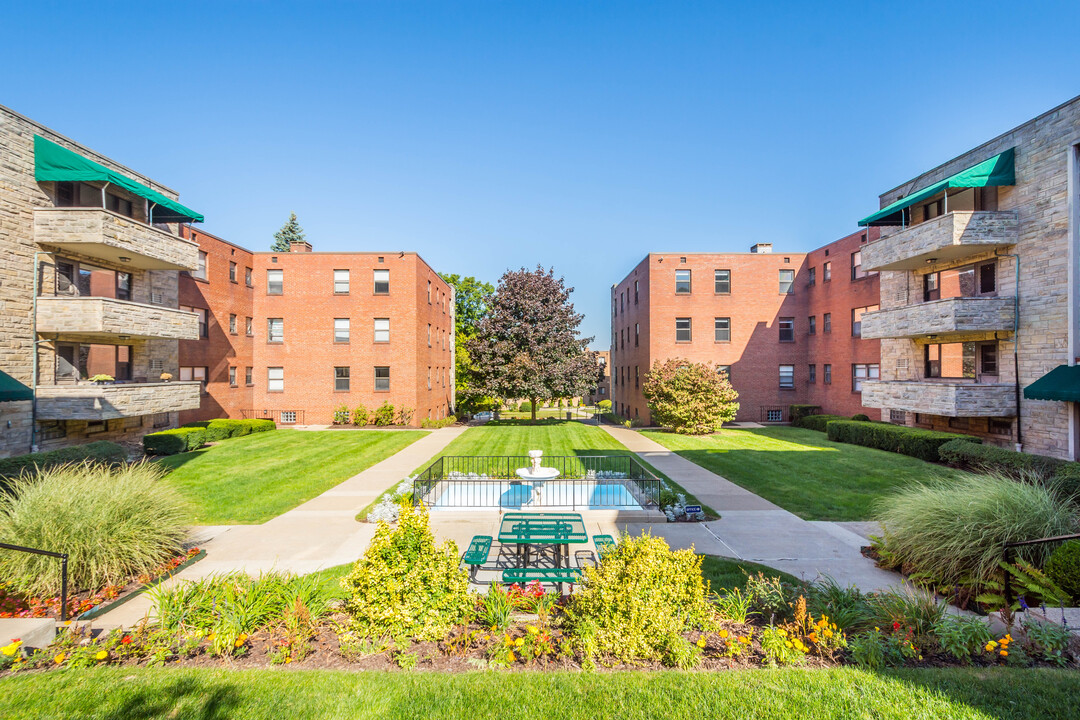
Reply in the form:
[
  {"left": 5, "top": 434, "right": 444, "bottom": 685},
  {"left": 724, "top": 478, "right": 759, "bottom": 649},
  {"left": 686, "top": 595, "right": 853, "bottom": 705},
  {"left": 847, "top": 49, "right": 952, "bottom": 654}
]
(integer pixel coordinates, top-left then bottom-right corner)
[{"left": 0, "top": 401, "right": 33, "bottom": 458}]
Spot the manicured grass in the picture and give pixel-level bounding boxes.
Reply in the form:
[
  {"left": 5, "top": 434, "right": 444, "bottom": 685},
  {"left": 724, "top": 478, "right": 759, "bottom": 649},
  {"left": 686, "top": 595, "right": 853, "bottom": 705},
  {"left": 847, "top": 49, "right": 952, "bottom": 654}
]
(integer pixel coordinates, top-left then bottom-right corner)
[
  {"left": 158, "top": 429, "right": 427, "bottom": 525},
  {"left": 305, "top": 562, "right": 353, "bottom": 600},
  {"left": 642, "top": 427, "right": 967, "bottom": 522},
  {"left": 699, "top": 555, "right": 800, "bottom": 591},
  {"left": 3, "top": 666, "right": 1080, "bottom": 719}
]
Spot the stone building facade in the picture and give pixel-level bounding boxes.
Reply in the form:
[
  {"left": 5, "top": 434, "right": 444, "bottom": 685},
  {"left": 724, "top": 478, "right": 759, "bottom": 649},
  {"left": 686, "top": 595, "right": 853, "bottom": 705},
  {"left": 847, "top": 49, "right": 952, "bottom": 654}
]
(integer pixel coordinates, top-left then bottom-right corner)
[
  {"left": 0, "top": 104, "right": 202, "bottom": 457},
  {"left": 858, "top": 95, "right": 1080, "bottom": 459}
]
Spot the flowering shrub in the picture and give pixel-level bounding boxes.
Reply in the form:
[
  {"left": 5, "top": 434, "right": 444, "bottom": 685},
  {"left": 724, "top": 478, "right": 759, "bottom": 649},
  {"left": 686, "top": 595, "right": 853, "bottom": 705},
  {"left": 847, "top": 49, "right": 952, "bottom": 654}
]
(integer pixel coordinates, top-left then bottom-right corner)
[
  {"left": 341, "top": 503, "right": 472, "bottom": 641},
  {"left": 366, "top": 476, "right": 415, "bottom": 524},
  {"left": 759, "top": 625, "right": 807, "bottom": 666},
  {"left": 641, "top": 359, "right": 739, "bottom": 434}
]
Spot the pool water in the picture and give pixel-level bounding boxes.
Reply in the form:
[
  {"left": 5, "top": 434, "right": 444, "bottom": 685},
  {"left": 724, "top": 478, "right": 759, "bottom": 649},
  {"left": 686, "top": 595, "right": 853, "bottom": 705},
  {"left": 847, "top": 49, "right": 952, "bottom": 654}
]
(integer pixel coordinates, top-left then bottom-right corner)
[{"left": 429, "top": 480, "right": 643, "bottom": 510}]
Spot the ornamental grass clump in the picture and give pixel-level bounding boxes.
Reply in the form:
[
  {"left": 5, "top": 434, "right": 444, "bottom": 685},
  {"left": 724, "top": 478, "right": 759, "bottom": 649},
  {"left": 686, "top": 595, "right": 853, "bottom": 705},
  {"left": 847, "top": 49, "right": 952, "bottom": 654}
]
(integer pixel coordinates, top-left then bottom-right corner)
[
  {"left": 877, "top": 470, "right": 1078, "bottom": 586},
  {"left": 0, "top": 462, "right": 189, "bottom": 596},
  {"left": 563, "top": 533, "right": 716, "bottom": 667},
  {"left": 341, "top": 502, "right": 472, "bottom": 641}
]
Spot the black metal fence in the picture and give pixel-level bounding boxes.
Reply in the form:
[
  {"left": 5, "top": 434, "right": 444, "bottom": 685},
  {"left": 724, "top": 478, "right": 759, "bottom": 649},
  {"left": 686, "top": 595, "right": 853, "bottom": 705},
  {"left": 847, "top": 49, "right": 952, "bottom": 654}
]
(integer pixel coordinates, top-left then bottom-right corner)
[
  {"left": 0, "top": 542, "right": 68, "bottom": 621},
  {"left": 413, "top": 455, "right": 661, "bottom": 510}
]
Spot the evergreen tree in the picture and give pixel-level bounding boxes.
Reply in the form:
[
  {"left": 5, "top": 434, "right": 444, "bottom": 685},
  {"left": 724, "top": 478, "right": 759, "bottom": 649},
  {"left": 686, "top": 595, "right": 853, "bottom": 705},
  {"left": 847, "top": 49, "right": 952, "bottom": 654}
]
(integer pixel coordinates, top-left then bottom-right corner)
[{"left": 271, "top": 213, "right": 306, "bottom": 252}]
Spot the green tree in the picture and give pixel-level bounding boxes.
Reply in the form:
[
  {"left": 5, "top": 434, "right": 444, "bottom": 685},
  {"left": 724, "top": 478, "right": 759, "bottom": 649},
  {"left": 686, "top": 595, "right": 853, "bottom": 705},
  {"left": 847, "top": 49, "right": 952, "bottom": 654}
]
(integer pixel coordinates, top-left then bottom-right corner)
[
  {"left": 271, "top": 212, "right": 306, "bottom": 252},
  {"left": 642, "top": 359, "right": 739, "bottom": 434},
  {"left": 442, "top": 274, "right": 496, "bottom": 414}
]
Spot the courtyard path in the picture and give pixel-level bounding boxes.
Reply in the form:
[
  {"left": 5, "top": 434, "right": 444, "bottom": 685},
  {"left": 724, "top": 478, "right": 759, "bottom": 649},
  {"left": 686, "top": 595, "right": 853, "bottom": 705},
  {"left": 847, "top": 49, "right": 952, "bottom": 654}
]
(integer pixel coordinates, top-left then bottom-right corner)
[{"left": 599, "top": 425, "right": 903, "bottom": 592}]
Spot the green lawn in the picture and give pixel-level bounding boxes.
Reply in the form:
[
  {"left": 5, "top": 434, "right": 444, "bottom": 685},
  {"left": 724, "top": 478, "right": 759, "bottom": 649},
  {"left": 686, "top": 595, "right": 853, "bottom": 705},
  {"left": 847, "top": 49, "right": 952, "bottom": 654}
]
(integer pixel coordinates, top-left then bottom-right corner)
[
  {"left": 699, "top": 555, "right": 800, "bottom": 591},
  {"left": 306, "top": 562, "right": 353, "bottom": 599},
  {"left": 158, "top": 429, "right": 427, "bottom": 525},
  {"left": 642, "top": 427, "right": 966, "bottom": 522},
  {"left": 3, "top": 667, "right": 1079, "bottom": 719}
]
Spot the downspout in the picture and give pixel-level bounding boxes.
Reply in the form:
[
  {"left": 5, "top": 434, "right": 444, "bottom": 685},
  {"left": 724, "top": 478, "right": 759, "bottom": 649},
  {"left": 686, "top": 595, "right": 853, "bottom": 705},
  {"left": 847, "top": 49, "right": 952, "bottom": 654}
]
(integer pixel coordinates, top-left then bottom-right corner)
[{"left": 997, "top": 251, "right": 1022, "bottom": 450}]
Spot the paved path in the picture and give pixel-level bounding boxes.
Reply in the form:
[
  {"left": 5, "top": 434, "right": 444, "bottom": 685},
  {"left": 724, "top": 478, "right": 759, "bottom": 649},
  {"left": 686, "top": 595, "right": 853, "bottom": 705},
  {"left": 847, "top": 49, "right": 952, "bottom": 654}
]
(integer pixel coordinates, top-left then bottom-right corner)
[
  {"left": 96, "top": 426, "right": 468, "bottom": 628},
  {"left": 599, "top": 425, "right": 903, "bottom": 592}
]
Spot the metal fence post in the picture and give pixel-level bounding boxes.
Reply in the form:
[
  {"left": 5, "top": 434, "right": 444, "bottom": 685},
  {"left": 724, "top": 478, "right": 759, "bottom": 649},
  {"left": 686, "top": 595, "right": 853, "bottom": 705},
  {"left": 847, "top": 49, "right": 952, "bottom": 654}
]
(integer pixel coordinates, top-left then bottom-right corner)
[{"left": 60, "top": 555, "right": 68, "bottom": 622}]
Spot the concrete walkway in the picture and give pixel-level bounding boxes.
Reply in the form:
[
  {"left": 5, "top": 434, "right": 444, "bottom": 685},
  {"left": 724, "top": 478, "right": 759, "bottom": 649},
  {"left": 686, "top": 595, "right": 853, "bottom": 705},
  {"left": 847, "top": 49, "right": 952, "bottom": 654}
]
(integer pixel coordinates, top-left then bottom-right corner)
[
  {"left": 95, "top": 426, "right": 468, "bottom": 628},
  {"left": 600, "top": 425, "right": 903, "bottom": 592}
]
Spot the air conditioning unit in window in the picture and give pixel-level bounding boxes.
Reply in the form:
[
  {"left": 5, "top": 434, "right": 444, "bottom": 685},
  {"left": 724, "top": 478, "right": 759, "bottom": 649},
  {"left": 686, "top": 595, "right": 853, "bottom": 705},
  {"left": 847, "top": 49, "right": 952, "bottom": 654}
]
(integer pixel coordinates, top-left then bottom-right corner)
[
  {"left": 151, "top": 292, "right": 164, "bottom": 305},
  {"left": 150, "top": 359, "right": 164, "bottom": 371},
  {"left": 896, "top": 358, "right": 909, "bottom": 371}
]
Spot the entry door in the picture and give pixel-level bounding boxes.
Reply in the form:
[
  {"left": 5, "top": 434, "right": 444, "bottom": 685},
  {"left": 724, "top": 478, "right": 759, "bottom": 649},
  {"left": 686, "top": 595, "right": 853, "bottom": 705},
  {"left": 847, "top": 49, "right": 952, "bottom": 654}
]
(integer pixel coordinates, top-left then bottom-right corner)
[{"left": 56, "top": 343, "right": 78, "bottom": 383}]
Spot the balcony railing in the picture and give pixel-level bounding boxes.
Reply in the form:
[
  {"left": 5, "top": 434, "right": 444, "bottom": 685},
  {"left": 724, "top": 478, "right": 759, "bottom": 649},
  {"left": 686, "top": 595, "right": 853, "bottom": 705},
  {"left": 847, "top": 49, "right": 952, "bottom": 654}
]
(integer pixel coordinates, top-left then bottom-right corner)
[
  {"left": 35, "top": 381, "right": 201, "bottom": 421},
  {"left": 36, "top": 296, "right": 199, "bottom": 341},
  {"left": 860, "top": 380, "right": 1016, "bottom": 417},
  {"left": 34, "top": 208, "right": 199, "bottom": 271},
  {"left": 862, "top": 211, "right": 1017, "bottom": 272},
  {"left": 860, "top": 296, "right": 1015, "bottom": 340}
]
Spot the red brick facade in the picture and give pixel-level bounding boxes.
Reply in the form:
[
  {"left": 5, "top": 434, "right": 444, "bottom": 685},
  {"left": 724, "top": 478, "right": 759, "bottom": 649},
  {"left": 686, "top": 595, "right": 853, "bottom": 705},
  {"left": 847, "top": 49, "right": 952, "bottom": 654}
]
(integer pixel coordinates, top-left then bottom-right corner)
[
  {"left": 179, "top": 232, "right": 454, "bottom": 426},
  {"left": 611, "top": 233, "right": 881, "bottom": 425}
]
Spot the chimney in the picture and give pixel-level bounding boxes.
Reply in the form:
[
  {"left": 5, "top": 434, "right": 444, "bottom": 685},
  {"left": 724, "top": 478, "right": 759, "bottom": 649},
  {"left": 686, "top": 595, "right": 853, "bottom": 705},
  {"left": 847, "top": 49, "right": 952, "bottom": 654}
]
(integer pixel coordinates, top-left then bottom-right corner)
[
  {"left": 289, "top": 240, "right": 313, "bottom": 253},
  {"left": 750, "top": 243, "right": 773, "bottom": 254}
]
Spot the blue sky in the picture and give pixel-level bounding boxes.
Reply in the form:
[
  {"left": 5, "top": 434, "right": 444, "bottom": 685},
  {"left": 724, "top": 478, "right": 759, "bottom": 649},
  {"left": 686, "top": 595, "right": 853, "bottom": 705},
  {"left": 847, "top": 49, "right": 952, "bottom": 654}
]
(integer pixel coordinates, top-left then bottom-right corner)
[{"left": 5, "top": 1, "right": 1079, "bottom": 345}]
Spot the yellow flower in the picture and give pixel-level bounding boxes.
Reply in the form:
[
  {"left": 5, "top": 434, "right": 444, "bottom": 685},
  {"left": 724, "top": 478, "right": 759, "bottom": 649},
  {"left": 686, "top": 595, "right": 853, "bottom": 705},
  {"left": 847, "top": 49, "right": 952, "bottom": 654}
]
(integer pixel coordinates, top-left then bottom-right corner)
[
  {"left": 1, "top": 640, "right": 21, "bottom": 657},
  {"left": 719, "top": 629, "right": 729, "bottom": 639},
  {"left": 738, "top": 636, "right": 750, "bottom": 645},
  {"left": 95, "top": 650, "right": 108, "bottom": 661},
  {"left": 777, "top": 629, "right": 787, "bottom": 637},
  {"left": 823, "top": 629, "right": 833, "bottom": 639},
  {"left": 207, "top": 632, "right": 216, "bottom": 641},
  {"left": 527, "top": 626, "right": 539, "bottom": 635},
  {"left": 1000, "top": 650, "right": 1008, "bottom": 657},
  {"left": 785, "top": 641, "right": 793, "bottom": 648},
  {"left": 507, "top": 651, "right": 516, "bottom": 662},
  {"left": 514, "top": 638, "right": 524, "bottom": 647},
  {"left": 985, "top": 642, "right": 997, "bottom": 651},
  {"left": 54, "top": 653, "right": 66, "bottom": 665},
  {"left": 696, "top": 637, "right": 707, "bottom": 648}
]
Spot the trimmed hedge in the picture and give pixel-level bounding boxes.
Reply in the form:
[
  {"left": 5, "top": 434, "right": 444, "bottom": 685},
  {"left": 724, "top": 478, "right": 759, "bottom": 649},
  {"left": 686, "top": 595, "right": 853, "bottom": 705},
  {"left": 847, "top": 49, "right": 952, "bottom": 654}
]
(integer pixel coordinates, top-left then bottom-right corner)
[
  {"left": 182, "top": 419, "right": 275, "bottom": 442},
  {"left": 0, "top": 441, "right": 127, "bottom": 482},
  {"left": 143, "top": 427, "right": 206, "bottom": 456},
  {"left": 938, "top": 438, "right": 1064, "bottom": 478},
  {"left": 794, "top": 414, "right": 844, "bottom": 432},
  {"left": 788, "top": 404, "right": 820, "bottom": 424},
  {"left": 826, "top": 420, "right": 981, "bottom": 462}
]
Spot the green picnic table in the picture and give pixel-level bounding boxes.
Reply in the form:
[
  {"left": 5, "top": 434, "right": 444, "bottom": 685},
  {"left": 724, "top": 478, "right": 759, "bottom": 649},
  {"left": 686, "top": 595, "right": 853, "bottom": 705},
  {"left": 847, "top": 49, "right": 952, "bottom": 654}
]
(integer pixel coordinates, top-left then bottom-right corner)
[{"left": 497, "top": 512, "right": 589, "bottom": 571}]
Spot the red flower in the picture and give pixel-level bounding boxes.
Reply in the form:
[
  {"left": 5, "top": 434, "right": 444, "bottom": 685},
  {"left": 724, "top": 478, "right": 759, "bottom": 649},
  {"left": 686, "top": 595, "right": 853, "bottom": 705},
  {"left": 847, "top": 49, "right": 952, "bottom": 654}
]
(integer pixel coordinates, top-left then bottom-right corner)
[
  {"left": 121, "top": 635, "right": 133, "bottom": 645},
  {"left": 892, "top": 621, "right": 901, "bottom": 631}
]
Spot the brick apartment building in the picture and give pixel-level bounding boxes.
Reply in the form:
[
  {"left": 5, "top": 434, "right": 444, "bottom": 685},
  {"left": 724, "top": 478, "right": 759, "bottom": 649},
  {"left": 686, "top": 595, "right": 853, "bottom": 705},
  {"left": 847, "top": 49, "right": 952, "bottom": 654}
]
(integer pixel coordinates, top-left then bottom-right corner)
[
  {"left": 177, "top": 229, "right": 455, "bottom": 427},
  {"left": 609, "top": 233, "right": 881, "bottom": 425},
  {"left": 857, "top": 95, "right": 1080, "bottom": 459}
]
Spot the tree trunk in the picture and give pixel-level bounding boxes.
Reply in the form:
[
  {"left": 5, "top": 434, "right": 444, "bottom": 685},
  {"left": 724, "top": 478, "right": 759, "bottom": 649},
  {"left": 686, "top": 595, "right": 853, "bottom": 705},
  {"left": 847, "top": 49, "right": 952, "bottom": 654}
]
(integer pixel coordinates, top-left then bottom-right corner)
[{"left": 530, "top": 396, "right": 538, "bottom": 424}]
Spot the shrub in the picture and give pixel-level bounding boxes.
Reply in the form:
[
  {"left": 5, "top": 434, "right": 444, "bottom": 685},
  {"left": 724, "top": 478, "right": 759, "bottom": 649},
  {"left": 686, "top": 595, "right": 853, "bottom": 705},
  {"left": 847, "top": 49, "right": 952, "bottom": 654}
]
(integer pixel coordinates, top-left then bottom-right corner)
[
  {"left": 795, "top": 414, "right": 844, "bottom": 432},
  {"left": 518, "top": 401, "right": 532, "bottom": 413},
  {"left": 0, "top": 462, "right": 189, "bottom": 596},
  {"left": 372, "top": 402, "right": 395, "bottom": 427},
  {"left": 641, "top": 359, "right": 739, "bottom": 435},
  {"left": 178, "top": 418, "right": 272, "bottom": 443},
  {"left": 597, "top": 400, "right": 611, "bottom": 412},
  {"left": 827, "top": 420, "right": 980, "bottom": 462},
  {"left": 938, "top": 439, "right": 1063, "bottom": 478},
  {"left": 562, "top": 533, "right": 716, "bottom": 666},
  {"left": 788, "top": 405, "right": 820, "bottom": 424},
  {"left": 851, "top": 413, "right": 870, "bottom": 422},
  {"left": 1044, "top": 540, "right": 1080, "bottom": 602},
  {"left": 0, "top": 441, "right": 126, "bottom": 482},
  {"left": 394, "top": 406, "right": 415, "bottom": 426},
  {"left": 341, "top": 503, "right": 472, "bottom": 641},
  {"left": 420, "top": 416, "right": 457, "bottom": 429},
  {"left": 351, "top": 404, "right": 369, "bottom": 426},
  {"left": 142, "top": 427, "right": 207, "bottom": 456},
  {"left": 332, "top": 404, "right": 351, "bottom": 425},
  {"left": 876, "top": 471, "right": 1079, "bottom": 585}
]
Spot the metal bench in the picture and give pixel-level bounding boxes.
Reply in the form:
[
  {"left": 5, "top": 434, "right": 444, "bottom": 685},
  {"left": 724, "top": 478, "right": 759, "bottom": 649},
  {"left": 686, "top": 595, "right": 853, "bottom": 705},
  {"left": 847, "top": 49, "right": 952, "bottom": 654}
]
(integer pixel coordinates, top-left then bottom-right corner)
[
  {"left": 502, "top": 567, "right": 583, "bottom": 587},
  {"left": 461, "top": 535, "right": 492, "bottom": 579},
  {"left": 593, "top": 534, "right": 617, "bottom": 561}
]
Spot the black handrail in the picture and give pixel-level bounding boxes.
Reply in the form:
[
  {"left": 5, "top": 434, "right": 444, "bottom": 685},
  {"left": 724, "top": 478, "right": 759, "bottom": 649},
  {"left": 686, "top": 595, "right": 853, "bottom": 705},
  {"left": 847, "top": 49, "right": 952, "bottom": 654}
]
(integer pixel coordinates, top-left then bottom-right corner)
[
  {"left": 0, "top": 542, "right": 68, "bottom": 621},
  {"left": 1002, "top": 532, "right": 1080, "bottom": 612}
]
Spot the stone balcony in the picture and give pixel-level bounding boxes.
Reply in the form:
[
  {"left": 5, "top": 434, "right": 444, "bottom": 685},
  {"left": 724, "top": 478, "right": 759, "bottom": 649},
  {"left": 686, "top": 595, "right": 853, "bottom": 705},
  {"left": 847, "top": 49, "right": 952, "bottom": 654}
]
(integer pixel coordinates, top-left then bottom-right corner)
[
  {"left": 860, "top": 380, "right": 1016, "bottom": 417},
  {"left": 34, "top": 208, "right": 199, "bottom": 271},
  {"left": 860, "top": 296, "right": 1015, "bottom": 340},
  {"left": 35, "top": 381, "right": 202, "bottom": 421},
  {"left": 862, "top": 211, "right": 1018, "bottom": 272},
  {"left": 36, "top": 296, "right": 199, "bottom": 342}
]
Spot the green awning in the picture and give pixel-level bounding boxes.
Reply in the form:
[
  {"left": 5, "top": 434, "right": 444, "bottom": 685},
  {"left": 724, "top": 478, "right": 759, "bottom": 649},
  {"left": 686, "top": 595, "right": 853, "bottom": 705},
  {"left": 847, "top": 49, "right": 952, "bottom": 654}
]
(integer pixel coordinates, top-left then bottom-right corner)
[
  {"left": 1024, "top": 364, "right": 1080, "bottom": 402},
  {"left": 34, "top": 135, "right": 203, "bottom": 223},
  {"left": 859, "top": 148, "right": 1016, "bottom": 227},
  {"left": 0, "top": 370, "right": 33, "bottom": 402}
]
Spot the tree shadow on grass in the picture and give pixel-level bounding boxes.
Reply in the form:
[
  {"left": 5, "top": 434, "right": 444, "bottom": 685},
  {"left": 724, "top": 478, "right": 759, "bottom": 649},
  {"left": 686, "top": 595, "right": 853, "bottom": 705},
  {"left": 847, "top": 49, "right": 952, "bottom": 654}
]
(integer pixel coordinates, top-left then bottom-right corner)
[{"left": 104, "top": 674, "right": 242, "bottom": 720}]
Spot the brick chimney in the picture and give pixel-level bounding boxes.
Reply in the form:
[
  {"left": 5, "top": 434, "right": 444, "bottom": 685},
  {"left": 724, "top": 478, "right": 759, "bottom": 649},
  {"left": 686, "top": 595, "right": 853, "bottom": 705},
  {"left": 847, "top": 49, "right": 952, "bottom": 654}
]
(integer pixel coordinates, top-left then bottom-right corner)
[{"left": 289, "top": 240, "right": 313, "bottom": 253}]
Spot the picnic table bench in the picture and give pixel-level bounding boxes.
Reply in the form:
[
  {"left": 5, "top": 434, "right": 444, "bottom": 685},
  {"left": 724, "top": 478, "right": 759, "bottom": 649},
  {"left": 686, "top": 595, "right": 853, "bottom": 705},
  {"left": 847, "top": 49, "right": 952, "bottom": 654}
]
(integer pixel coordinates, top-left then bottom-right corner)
[
  {"left": 593, "top": 534, "right": 617, "bottom": 561},
  {"left": 460, "top": 535, "right": 492, "bottom": 579},
  {"left": 502, "top": 567, "right": 583, "bottom": 587}
]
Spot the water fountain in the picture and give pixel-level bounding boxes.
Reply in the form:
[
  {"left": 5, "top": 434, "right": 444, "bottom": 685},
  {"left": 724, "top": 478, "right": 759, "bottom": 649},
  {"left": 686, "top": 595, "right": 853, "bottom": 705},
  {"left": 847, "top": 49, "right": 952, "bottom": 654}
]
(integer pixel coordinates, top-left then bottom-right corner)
[{"left": 515, "top": 449, "right": 559, "bottom": 505}]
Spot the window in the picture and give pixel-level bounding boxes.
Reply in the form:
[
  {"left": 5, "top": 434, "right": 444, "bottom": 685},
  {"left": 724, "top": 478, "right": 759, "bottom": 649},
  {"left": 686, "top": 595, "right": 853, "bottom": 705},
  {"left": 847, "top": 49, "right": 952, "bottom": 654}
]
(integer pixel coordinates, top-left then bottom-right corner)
[
  {"left": 779, "top": 365, "right": 794, "bottom": 389},
  {"left": 925, "top": 342, "right": 978, "bottom": 379},
  {"left": 245, "top": 267, "right": 253, "bottom": 287},
  {"left": 824, "top": 364, "right": 832, "bottom": 384},
  {"left": 374, "top": 318, "right": 390, "bottom": 343},
  {"left": 427, "top": 324, "right": 432, "bottom": 347},
  {"left": 634, "top": 366, "right": 639, "bottom": 388},
  {"left": 634, "top": 280, "right": 639, "bottom": 304},
  {"left": 334, "top": 318, "right": 350, "bottom": 343},
  {"left": 268, "top": 318, "right": 284, "bottom": 343},
  {"left": 374, "top": 366, "right": 390, "bottom": 391},
  {"left": 714, "top": 317, "right": 730, "bottom": 343},
  {"left": 229, "top": 367, "right": 237, "bottom": 386},
  {"left": 808, "top": 364, "right": 816, "bottom": 383},
  {"left": 948, "top": 417, "right": 970, "bottom": 430},
  {"left": 808, "top": 267, "right": 816, "bottom": 286},
  {"left": 779, "top": 317, "right": 795, "bottom": 342},
  {"left": 980, "top": 344, "right": 998, "bottom": 375},
  {"left": 245, "top": 367, "right": 253, "bottom": 386},
  {"left": 229, "top": 314, "right": 237, "bottom": 334},
  {"left": 852, "top": 363, "right": 879, "bottom": 392},
  {"left": 105, "top": 192, "right": 134, "bottom": 217},
  {"left": 229, "top": 262, "right": 237, "bottom": 283},
  {"left": 675, "top": 269, "right": 691, "bottom": 294},
  {"left": 924, "top": 272, "right": 940, "bottom": 301},
  {"left": 116, "top": 272, "right": 131, "bottom": 301},
  {"left": 267, "top": 367, "right": 284, "bottom": 392},
  {"left": 823, "top": 312, "right": 831, "bottom": 334},
  {"left": 267, "top": 269, "right": 283, "bottom": 295},
  {"left": 192, "top": 251, "right": 208, "bottom": 281},
  {"left": 427, "top": 367, "right": 432, "bottom": 390},
  {"left": 766, "top": 409, "right": 783, "bottom": 423},
  {"left": 980, "top": 263, "right": 996, "bottom": 295},
  {"left": 851, "top": 250, "right": 876, "bottom": 280},
  {"left": 714, "top": 269, "right": 731, "bottom": 294},
  {"left": 851, "top": 305, "right": 878, "bottom": 337},
  {"left": 823, "top": 261, "right": 831, "bottom": 282},
  {"left": 280, "top": 411, "right": 297, "bottom": 424},
  {"left": 717, "top": 365, "right": 731, "bottom": 379},
  {"left": 675, "top": 317, "right": 692, "bottom": 342},
  {"left": 334, "top": 269, "right": 350, "bottom": 294},
  {"left": 152, "top": 413, "right": 170, "bottom": 429},
  {"left": 374, "top": 269, "right": 389, "bottom": 295},
  {"left": 181, "top": 306, "right": 209, "bottom": 338},
  {"left": 634, "top": 323, "right": 640, "bottom": 346},
  {"left": 779, "top": 269, "right": 794, "bottom": 294},
  {"left": 989, "top": 418, "right": 1013, "bottom": 436},
  {"left": 245, "top": 317, "right": 253, "bottom": 336},
  {"left": 179, "top": 366, "right": 208, "bottom": 393},
  {"left": 335, "top": 366, "right": 350, "bottom": 392},
  {"left": 890, "top": 410, "right": 907, "bottom": 424},
  {"left": 808, "top": 315, "right": 816, "bottom": 335}
]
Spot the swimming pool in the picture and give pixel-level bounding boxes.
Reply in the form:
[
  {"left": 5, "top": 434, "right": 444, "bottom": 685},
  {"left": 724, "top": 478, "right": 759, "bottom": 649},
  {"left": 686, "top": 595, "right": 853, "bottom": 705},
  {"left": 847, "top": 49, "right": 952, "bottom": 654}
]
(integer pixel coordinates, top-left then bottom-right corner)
[{"left": 426, "top": 478, "right": 644, "bottom": 511}]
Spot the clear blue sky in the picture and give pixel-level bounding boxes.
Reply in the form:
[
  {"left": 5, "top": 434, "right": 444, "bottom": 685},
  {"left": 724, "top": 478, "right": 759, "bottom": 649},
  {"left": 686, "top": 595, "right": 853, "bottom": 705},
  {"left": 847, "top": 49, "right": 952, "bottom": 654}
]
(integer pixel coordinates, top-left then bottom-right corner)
[{"left": 5, "top": 2, "right": 1079, "bottom": 345}]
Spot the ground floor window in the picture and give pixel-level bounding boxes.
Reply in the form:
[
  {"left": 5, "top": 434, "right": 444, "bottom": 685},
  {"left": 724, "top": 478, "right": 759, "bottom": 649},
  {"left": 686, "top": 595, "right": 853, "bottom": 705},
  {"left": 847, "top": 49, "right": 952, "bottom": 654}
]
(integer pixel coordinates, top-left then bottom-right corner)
[
  {"left": 765, "top": 408, "right": 783, "bottom": 422},
  {"left": 335, "top": 367, "right": 350, "bottom": 392},
  {"left": 375, "top": 366, "right": 390, "bottom": 392},
  {"left": 989, "top": 418, "right": 1013, "bottom": 436},
  {"left": 153, "top": 413, "right": 170, "bottom": 428},
  {"left": 948, "top": 416, "right": 970, "bottom": 430},
  {"left": 280, "top": 411, "right": 297, "bottom": 424},
  {"left": 889, "top": 409, "right": 906, "bottom": 424}
]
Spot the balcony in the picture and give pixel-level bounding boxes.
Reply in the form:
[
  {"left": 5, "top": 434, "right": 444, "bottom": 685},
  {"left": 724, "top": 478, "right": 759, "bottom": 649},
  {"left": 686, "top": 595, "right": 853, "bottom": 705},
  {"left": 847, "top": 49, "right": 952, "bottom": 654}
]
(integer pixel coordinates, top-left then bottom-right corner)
[
  {"left": 860, "top": 380, "right": 1015, "bottom": 417},
  {"left": 862, "top": 211, "right": 1018, "bottom": 272},
  {"left": 860, "top": 297, "right": 1015, "bottom": 340},
  {"left": 36, "top": 296, "right": 199, "bottom": 341},
  {"left": 35, "top": 381, "right": 202, "bottom": 421},
  {"left": 34, "top": 208, "right": 199, "bottom": 271}
]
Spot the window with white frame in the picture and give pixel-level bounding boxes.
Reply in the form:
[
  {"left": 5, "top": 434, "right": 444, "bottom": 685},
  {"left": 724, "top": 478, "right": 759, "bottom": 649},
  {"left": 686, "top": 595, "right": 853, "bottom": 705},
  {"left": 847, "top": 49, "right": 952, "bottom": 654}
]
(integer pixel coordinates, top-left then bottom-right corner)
[
  {"left": 852, "top": 363, "right": 879, "bottom": 392},
  {"left": 268, "top": 367, "right": 284, "bottom": 392},
  {"left": 374, "top": 318, "right": 390, "bottom": 343},
  {"left": 267, "top": 318, "right": 284, "bottom": 343},
  {"left": 334, "top": 269, "right": 350, "bottom": 294},
  {"left": 779, "top": 269, "right": 794, "bottom": 294},
  {"left": 714, "top": 317, "right": 730, "bottom": 342},
  {"left": 334, "top": 318, "right": 350, "bottom": 343},
  {"left": 779, "top": 364, "right": 794, "bottom": 389},
  {"left": 374, "top": 269, "right": 389, "bottom": 295},
  {"left": 675, "top": 317, "right": 691, "bottom": 342},
  {"left": 267, "top": 269, "right": 283, "bottom": 295},
  {"left": 374, "top": 366, "right": 390, "bottom": 391},
  {"left": 334, "top": 366, "right": 350, "bottom": 392},
  {"left": 675, "top": 269, "right": 691, "bottom": 294},
  {"left": 192, "top": 251, "right": 208, "bottom": 281},
  {"left": 280, "top": 410, "right": 297, "bottom": 424}
]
